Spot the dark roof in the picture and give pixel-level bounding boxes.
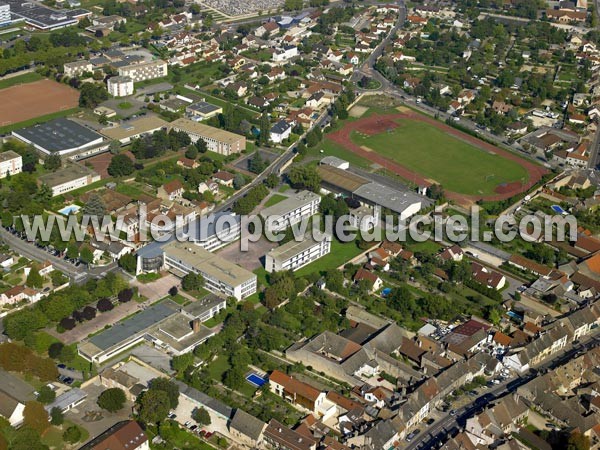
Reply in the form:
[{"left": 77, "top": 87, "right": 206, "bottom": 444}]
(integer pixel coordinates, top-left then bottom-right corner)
[
  {"left": 175, "top": 380, "right": 233, "bottom": 418},
  {"left": 80, "top": 421, "right": 147, "bottom": 450},
  {"left": 270, "top": 120, "right": 291, "bottom": 134},
  {"left": 229, "top": 408, "right": 266, "bottom": 441},
  {"left": 12, "top": 118, "right": 103, "bottom": 153}
]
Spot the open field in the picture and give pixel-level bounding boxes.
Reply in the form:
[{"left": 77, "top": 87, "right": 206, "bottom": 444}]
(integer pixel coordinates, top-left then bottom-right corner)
[
  {"left": 327, "top": 110, "right": 548, "bottom": 203},
  {"left": 351, "top": 119, "right": 528, "bottom": 196},
  {"left": 0, "top": 79, "right": 80, "bottom": 128}
]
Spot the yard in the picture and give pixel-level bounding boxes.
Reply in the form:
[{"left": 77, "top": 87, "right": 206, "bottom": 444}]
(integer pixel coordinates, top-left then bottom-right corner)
[
  {"left": 294, "top": 238, "right": 368, "bottom": 277},
  {"left": 263, "top": 194, "right": 287, "bottom": 208},
  {"left": 350, "top": 119, "right": 529, "bottom": 196}
]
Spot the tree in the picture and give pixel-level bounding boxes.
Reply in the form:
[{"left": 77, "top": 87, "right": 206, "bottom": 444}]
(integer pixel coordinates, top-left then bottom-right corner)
[
  {"left": 59, "top": 317, "right": 76, "bottom": 330},
  {"left": 79, "top": 83, "right": 109, "bottom": 108},
  {"left": 23, "top": 401, "right": 49, "bottom": 434},
  {"left": 265, "top": 173, "right": 279, "bottom": 189},
  {"left": 66, "top": 242, "right": 79, "bottom": 260},
  {"left": 83, "top": 194, "right": 106, "bottom": 218},
  {"left": 288, "top": 166, "right": 320, "bottom": 192},
  {"left": 109, "top": 140, "right": 121, "bottom": 155},
  {"left": 138, "top": 389, "right": 170, "bottom": 424},
  {"left": 117, "top": 288, "right": 134, "bottom": 303},
  {"left": 172, "top": 352, "right": 194, "bottom": 373},
  {"left": 185, "top": 146, "right": 198, "bottom": 160},
  {"left": 97, "top": 388, "right": 126, "bottom": 412},
  {"left": 97, "top": 298, "right": 114, "bottom": 312},
  {"left": 44, "top": 154, "right": 61, "bottom": 171},
  {"left": 48, "top": 342, "right": 64, "bottom": 359},
  {"left": 168, "top": 286, "right": 178, "bottom": 297},
  {"left": 9, "top": 427, "right": 46, "bottom": 450},
  {"left": 79, "top": 246, "right": 94, "bottom": 265},
  {"left": 63, "top": 426, "right": 82, "bottom": 444},
  {"left": 195, "top": 138, "right": 208, "bottom": 154},
  {"left": 567, "top": 431, "right": 590, "bottom": 450},
  {"left": 36, "top": 385, "right": 56, "bottom": 404},
  {"left": 26, "top": 268, "right": 43, "bottom": 288},
  {"left": 192, "top": 407, "right": 211, "bottom": 425},
  {"left": 118, "top": 253, "right": 136, "bottom": 273},
  {"left": 148, "top": 378, "right": 179, "bottom": 409},
  {"left": 58, "top": 345, "right": 76, "bottom": 363},
  {"left": 50, "top": 407, "right": 64, "bottom": 426},
  {"left": 233, "top": 173, "right": 246, "bottom": 190},
  {"left": 108, "top": 154, "right": 134, "bottom": 177},
  {"left": 82, "top": 306, "right": 97, "bottom": 320},
  {"left": 181, "top": 273, "right": 204, "bottom": 292}
]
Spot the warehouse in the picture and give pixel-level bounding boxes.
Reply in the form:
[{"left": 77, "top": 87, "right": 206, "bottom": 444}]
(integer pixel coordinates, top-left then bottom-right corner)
[
  {"left": 100, "top": 116, "right": 169, "bottom": 144},
  {"left": 12, "top": 118, "right": 104, "bottom": 156}
]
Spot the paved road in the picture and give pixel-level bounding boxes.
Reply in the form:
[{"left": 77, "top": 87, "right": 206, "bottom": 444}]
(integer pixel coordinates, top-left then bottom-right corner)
[
  {"left": 405, "top": 332, "right": 600, "bottom": 449},
  {"left": 0, "top": 227, "right": 116, "bottom": 284}
]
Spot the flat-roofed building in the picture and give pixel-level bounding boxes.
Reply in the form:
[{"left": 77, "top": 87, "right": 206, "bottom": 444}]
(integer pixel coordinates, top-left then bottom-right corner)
[
  {"left": 39, "top": 163, "right": 100, "bottom": 196},
  {"left": 3, "top": 0, "right": 91, "bottom": 30},
  {"left": 186, "top": 101, "right": 222, "bottom": 120},
  {"left": 100, "top": 116, "right": 169, "bottom": 144},
  {"left": 181, "top": 294, "right": 226, "bottom": 323},
  {"left": 78, "top": 299, "right": 214, "bottom": 363},
  {"left": 63, "top": 60, "right": 92, "bottom": 77},
  {"left": 260, "top": 190, "right": 320, "bottom": 232},
  {"left": 107, "top": 76, "right": 134, "bottom": 98},
  {"left": 0, "top": 150, "right": 22, "bottom": 178},
  {"left": 170, "top": 118, "right": 246, "bottom": 156},
  {"left": 117, "top": 59, "right": 167, "bottom": 82},
  {"left": 265, "top": 233, "right": 331, "bottom": 273},
  {"left": 0, "top": 3, "right": 11, "bottom": 26},
  {"left": 12, "top": 118, "right": 104, "bottom": 156},
  {"left": 163, "top": 241, "right": 257, "bottom": 301},
  {"left": 187, "top": 212, "right": 241, "bottom": 252}
]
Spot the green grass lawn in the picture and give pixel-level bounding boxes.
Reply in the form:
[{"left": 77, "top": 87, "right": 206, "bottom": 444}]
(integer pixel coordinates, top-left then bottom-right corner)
[
  {"left": 350, "top": 119, "right": 529, "bottom": 196},
  {"left": 0, "top": 72, "right": 43, "bottom": 90},
  {"left": 294, "top": 239, "right": 367, "bottom": 277},
  {"left": 118, "top": 102, "right": 133, "bottom": 109},
  {"left": 263, "top": 194, "right": 287, "bottom": 208},
  {"left": 0, "top": 108, "right": 81, "bottom": 135},
  {"left": 115, "top": 182, "right": 151, "bottom": 199}
]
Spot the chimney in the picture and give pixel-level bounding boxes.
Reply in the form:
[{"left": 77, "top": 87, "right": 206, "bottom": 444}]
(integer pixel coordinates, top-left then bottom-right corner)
[{"left": 192, "top": 319, "right": 200, "bottom": 332}]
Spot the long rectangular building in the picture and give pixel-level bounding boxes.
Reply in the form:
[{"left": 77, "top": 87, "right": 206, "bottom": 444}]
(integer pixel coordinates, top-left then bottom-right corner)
[
  {"left": 265, "top": 233, "right": 331, "bottom": 273},
  {"left": 117, "top": 59, "right": 167, "bottom": 82},
  {"left": 260, "top": 190, "right": 321, "bottom": 232},
  {"left": 163, "top": 241, "right": 257, "bottom": 300},
  {"left": 170, "top": 118, "right": 246, "bottom": 156}
]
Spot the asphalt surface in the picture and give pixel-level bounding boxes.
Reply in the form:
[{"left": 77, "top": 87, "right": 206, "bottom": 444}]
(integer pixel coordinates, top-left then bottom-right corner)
[
  {"left": 0, "top": 227, "right": 116, "bottom": 284},
  {"left": 405, "top": 332, "right": 600, "bottom": 450}
]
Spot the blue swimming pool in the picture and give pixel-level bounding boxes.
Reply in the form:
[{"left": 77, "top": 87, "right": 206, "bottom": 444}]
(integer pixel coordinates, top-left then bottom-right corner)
[
  {"left": 246, "top": 373, "right": 267, "bottom": 387},
  {"left": 58, "top": 205, "right": 81, "bottom": 216},
  {"left": 551, "top": 205, "right": 566, "bottom": 215},
  {"left": 381, "top": 288, "right": 392, "bottom": 297},
  {"left": 507, "top": 311, "right": 522, "bottom": 322}
]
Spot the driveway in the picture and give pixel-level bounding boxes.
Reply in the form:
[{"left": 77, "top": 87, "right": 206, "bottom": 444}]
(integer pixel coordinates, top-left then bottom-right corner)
[
  {"left": 131, "top": 273, "right": 179, "bottom": 302},
  {"left": 66, "top": 381, "right": 134, "bottom": 439}
]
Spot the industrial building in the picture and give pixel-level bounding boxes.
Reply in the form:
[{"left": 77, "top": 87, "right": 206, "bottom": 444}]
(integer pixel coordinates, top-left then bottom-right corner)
[
  {"left": 12, "top": 118, "right": 105, "bottom": 156},
  {"left": 100, "top": 116, "right": 169, "bottom": 144}
]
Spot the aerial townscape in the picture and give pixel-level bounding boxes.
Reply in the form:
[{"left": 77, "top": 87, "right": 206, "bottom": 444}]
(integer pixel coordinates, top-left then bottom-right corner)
[{"left": 2, "top": 0, "right": 600, "bottom": 449}]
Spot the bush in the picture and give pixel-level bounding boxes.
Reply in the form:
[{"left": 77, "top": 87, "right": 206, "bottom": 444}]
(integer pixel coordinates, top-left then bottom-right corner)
[
  {"left": 63, "top": 426, "right": 82, "bottom": 444},
  {"left": 48, "top": 342, "right": 64, "bottom": 359},
  {"left": 82, "top": 306, "right": 96, "bottom": 320}
]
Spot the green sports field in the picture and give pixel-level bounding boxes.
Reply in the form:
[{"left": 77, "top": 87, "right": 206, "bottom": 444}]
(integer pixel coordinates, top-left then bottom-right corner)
[{"left": 351, "top": 119, "right": 529, "bottom": 196}]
